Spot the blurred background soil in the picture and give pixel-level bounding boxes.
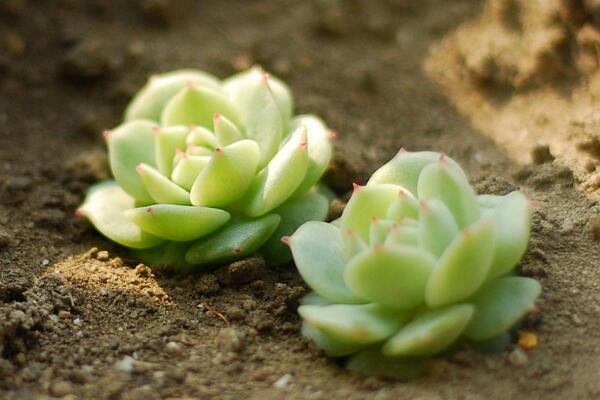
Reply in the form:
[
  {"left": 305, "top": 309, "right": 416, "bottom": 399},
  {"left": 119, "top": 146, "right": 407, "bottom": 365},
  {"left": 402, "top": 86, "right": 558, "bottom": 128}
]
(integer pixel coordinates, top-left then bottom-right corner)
[{"left": 1, "top": 0, "right": 600, "bottom": 399}]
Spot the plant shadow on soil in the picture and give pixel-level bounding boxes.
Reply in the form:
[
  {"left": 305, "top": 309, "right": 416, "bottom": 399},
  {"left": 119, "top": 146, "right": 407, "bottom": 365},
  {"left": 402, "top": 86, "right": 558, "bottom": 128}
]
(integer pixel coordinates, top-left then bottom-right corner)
[{"left": 2, "top": 1, "right": 600, "bottom": 399}]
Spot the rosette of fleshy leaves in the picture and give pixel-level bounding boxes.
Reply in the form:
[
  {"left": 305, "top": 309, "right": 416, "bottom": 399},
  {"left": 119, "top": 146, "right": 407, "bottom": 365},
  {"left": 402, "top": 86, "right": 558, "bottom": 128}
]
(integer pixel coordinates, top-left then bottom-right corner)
[
  {"left": 287, "top": 150, "right": 541, "bottom": 378},
  {"left": 78, "top": 67, "right": 334, "bottom": 269}
]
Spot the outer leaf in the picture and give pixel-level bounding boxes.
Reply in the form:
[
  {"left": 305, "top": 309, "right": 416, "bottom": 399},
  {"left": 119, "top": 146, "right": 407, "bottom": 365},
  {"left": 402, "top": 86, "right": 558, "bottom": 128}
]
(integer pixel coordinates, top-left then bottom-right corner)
[
  {"left": 261, "top": 190, "right": 329, "bottom": 265},
  {"left": 124, "top": 69, "right": 221, "bottom": 122},
  {"left": 171, "top": 155, "right": 210, "bottom": 191},
  {"left": 289, "top": 221, "right": 365, "bottom": 304},
  {"left": 241, "top": 127, "right": 308, "bottom": 217},
  {"left": 78, "top": 181, "right": 163, "bottom": 249},
  {"left": 464, "top": 276, "right": 541, "bottom": 340},
  {"left": 185, "top": 214, "right": 281, "bottom": 266},
  {"left": 477, "top": 194, "right": 504, "bottom": 208},
  {"left": 223, "top": 66, "right": 293, "bottom": 132},
  {"left": 418, "top": 199, "right": 459, "bottom": 257},
  {"left": 214, "top": 114, "right": 243, "bottom": 147},
  {"left": 382, "top": 304, "right": 474, "bottom": 357},
  {"left": 386, "top": 188, "right": 419, "bottom": 220},
  {"left": 124, "top": 204, "right": 230, "bottom": 242},
  {"left": 346, "top": 347, "right": 425, "bottom": 380},
  {"left": 417, "top": 159, "right": 480, "bottom": 228},
  {"left": 224, "top": 71, "right": 283, "bottom": 168},
  {"left": 131, "top": 242, "right": 191, "bottom": 269},
  {"left": 340, "top": 184, "right": 401, "bottom": 242},
  {"left": 298, "top": 303, "right": 409, "bottom": 345},
  {"left": 289, "top": 115, "right": 333, "bottom": 198},
  {"left": 137, "top": 163, "right": 191, "bottom": 205},
  {"left": 368, "top": 150, "right": 466, "bottom": 196},
  {"left": 190, "top": 140, "right": 260, "bottom": 208},
  {"left": 154, "top": 125, "right": 189, "bottom": 176},
  {"left": 161, "top": 85, "right": 240, "bottom": 130},
  {"left": 345, "top": 245, "right": 435, "bottom": 309},
  {"left": 107, "top": 120, "right": 157, "bottom": 203},
  {"left": 301, "top": 323, "right": 364, "bottom": 357},
  {"left": 300, "top": 291, "right": 331, "bottom": 306},
  {"left": 425, "top": 218, "right": 496, "bottom": 308},
  {"left": 487, "top": 191, "right": 531, "bottom": 280}
]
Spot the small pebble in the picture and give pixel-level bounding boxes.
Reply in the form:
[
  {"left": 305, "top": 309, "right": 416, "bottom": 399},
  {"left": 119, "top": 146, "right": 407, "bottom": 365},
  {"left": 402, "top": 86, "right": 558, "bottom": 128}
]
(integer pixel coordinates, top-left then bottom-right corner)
[
  {"left": 96, "top": 250, "right": 109, "bottom": 261},
  {"left": 508, "top": 348, "right": 528, "bottom": 367},
  {"left": 273, "top": 373, "right": 293, "bottom": 390},
  {"left": 518, "top": 331, "right": 539, "bottom": 350},
  {"left": 164, "top": 341, "right": 183, "bottom": 354},
  {"left": 58, "top": 310, "right": 72, "bottom": 319},
  {"left": 115, "top": 356, "right": 135, "bottom": 373},
  {"left": 50, "top": 381, "right": 73, "bottom": 397},
  {"left": 42, "top": 259, "right": 50, "bottom": 266}
]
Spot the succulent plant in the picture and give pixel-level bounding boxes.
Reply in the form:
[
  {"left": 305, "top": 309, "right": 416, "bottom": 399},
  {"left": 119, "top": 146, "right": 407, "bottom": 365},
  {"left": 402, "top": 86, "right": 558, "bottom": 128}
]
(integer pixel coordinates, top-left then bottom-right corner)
[
  {"left": 78, "top": 67, "right": 333, "bottom": 269},
  {"left": 288, "top": 150, "right": 541, "bottom": 378}
]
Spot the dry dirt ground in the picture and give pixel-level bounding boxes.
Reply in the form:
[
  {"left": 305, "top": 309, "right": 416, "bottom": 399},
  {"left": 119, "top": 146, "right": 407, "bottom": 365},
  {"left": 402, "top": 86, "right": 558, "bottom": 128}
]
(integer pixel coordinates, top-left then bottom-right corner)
[{"left": 2, "top": 0, "right": 600, "bottom": 399}]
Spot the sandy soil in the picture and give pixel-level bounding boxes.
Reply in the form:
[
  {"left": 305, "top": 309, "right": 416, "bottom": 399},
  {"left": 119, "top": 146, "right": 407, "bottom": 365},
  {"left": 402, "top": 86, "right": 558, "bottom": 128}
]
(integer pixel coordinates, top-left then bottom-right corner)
[{"left": 1, "top": 0, "right": 600, "bottom": 399}]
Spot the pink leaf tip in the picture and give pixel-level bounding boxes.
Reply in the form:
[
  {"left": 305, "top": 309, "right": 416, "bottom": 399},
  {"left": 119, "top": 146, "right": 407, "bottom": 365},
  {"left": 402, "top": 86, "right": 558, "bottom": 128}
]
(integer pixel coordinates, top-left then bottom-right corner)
[
  {"left": 214, "top": 147, "right": 222, "bottom": 154},
  {"left": 329, "top": 130, "right": 338, "bottom": 140},
  {"left": 281, "top": 236, "right": 291, "bottom": 246},
  {"left": 233, "top": 246, "right": 242, "bottom": 254},
  {"left": 152, "top": 125, "right": 161, "bottom": 134},
  {"left": 102, "top": 130, "right": 111, "bottom": 140},
  {"left": 74, "top": 208, "right": 83, "bottom": 218},
  {"left": 352, "top": 183, "right": 363, "bottom": 192},
  {"left": 146, "top": 207, "right": 153, "bottom": 214},
  {"left": 299, "top": 140, "right": 308, "bottom": 149},
  {"left": 213, "top": 113, "right": 221, "bottom": 123},
  {"left": 136, "top": 164, "right": 144, "bottom": 174}
]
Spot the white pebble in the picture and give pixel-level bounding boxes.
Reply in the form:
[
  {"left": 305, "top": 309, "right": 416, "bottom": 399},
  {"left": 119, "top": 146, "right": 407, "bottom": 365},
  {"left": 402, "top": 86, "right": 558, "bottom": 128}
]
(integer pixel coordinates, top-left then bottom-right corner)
[
  {"left": 115, "top": 355, "right": 135, "bottom": 373},
  {"left": 42, "top": 259, "right": 50, "bottom": 266},
  {"left": 273, "top": 373, "right": 293, "bottom": 390},
  {"left": 73, "top": 317, "right": 82, "bottom": 326}
]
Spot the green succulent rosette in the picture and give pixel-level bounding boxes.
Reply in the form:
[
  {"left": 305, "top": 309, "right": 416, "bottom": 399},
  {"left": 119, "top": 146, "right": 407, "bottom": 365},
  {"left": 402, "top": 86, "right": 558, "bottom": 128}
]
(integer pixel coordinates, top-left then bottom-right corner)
[
  {"left": 78, "top": 67, "right": 333, "bottom": 269},
  {"left": 289, "top": 150, "right": 541, "bottom": 378}
]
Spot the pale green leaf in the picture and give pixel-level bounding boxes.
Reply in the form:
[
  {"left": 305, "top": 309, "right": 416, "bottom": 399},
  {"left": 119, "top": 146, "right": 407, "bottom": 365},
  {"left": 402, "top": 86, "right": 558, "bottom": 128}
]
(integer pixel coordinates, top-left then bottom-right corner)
[
  {"left": 369, "top": 219, "right": 396, "bottom": 246},
  {"left": 124, "top": 204, "right": 230, "bottom": 242},
  {"left": 301, "top": 323, "right": 364, "bottom": 357},
  {"left": 425, "top": 218, "right": 496, "bottom": 308},
  {"left": 382, "top": 304, "right": 474, "bottom": 357},
  {"left": 185, "top": 214, "right": 281, "bottom": 266},
  {"left": 131, "top": 241, "right": 191, "bottom": 269},
  {"left": 345, "top": 245, "right": 435, "bottom": 309},
  {"left": 154, "top": 125, "right": 189, "bottom": 176},
  {"left": 171, "top": 155, "right": 210, "bottom": 191},
  {"left": 386, "top": 188, "right": 419, "bottom": 220},
  {"left": 368, "top": 150, "right": 466, "bottom": 196},
  {"left": 241, "top": 127, "right": 308, "bottom": 217},
  {"left": 124, "top": 69, "right": 221, "bottom": 122},
  {"left": 418, "top": 198, "right": 459, "bottom": 257},
  {"left": 186, "top": 126, "right": 217, "bottom": 149},
  {"left": 417, "top": 159, "right": 480, "bottom": 228},
  {"left": 190, "top": 139, "right": 260, "bottom": 208},
  {"left": 298, "top": 303, "right": 409, "bottom": 345},
  {"left": 340, "top": 183, "right": 401, "bottom": 242},
  {"left": 107, "top": 120, "right": 157, "bottom": 203},
  {"left": 137, "top": 163, "right": 191, "bottom": 205},
  {"left": 384, "top": 221, "right": 419, "bottom": 247},
  {"left": 487, "top": 191, "right": 531, "bottom": 280},
  {"left": 289, "top": 221, "right": 365, "bottom": 304},
  {"left": 161, "top": 84, "right": 240, "bottom": 130},
  {"left": 346, "top": 347, "right": 425, "bottom": 380},
  {"left": 464, "top": 276, "right": 541, "bottom": 340},
  {"left": 78, "top": 181, "right": 163, "bottom": 249},
  {"left": 214, "top": 114, "right": 243, "bottom": 147}
]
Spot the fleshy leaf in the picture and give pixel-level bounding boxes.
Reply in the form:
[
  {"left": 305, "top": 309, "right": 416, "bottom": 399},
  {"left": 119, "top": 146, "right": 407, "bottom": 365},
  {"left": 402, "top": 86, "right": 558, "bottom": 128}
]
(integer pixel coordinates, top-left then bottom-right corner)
[
  {"left": 346, "top": 347, "right": 425, "bottom": 380},
  {"left": 78, "top": 181, "right": 163, "bottom": 249},
  {"left": 464, "top": 276, "right": 541, "bottom": 340},
  {"left": 161, "top": 84, "right": 240, "bottom": 130},
  {"left": 369, "top": 219, "right": 396, "bottom": 246},
  {"left": 289, "top": 115, "right": 333, "bottom": 198},
  {"left": 425, "top": 218, "right": 496, "bottom": 308},
  {"left": 289, "top": 221, "right": 365, "bottom": 304},
  {"left": 131, "top": 242, "right": 191, "bottom": 269},
  {"left": 223, "top": 71, "right": 283, "bottom": 168},
  {"left": 190, "top": 140, "right": 260, "bottom": 208},
  {"left": 186, "top": 126, "right": 217, "bottom": 149},
  {"left": 477, "top": 194, "right": 504, "bottom": 208},
  {"left": 386, "top": 188, "right": 419, "bottom": 220},
  {"left": 223, "top": 66, "right": 293, "bottom": 132},
  {"left": 417, "top": 159, "right": 480, "bottom": 228},
  {"left": 137, "top": 163, "right": 191, "bottom": 205},
  {"left": 368, "top": 150, "right": 466, "bottom": 196},
  {"left": 345, "top": 245, "right": 435, "bottom": 309},
  {"left": 300, "top": 291, "right": 331, "bottom": 306},
  {"left": 298, "top": 303, "right": 409, "bottom": 345},
  {"left": 382, "top": 304, "right": 474, "bottom": 357},
  {"left": 301, "top": 323, "right": 364, "bottom": 357},
  {"left": 341, "top": 228, "right": 368, "bottom": 258},
  {"left": 214, "top": 114, "right": 243, "bottom": 147},
  {"left": 241, "top": 127, "right": 309, "bottom": 217},
  {"left": 154, "top": 125, "right": 189, "bottom": 176},
  {"left": 124, "top": 204, "right": 230, "bottom": 242},
  {"left": 487, "top": 191, "right": 531, "bottom": 280},
  {"left": 185, "top": 214, "right": 281, "bottom": 266},
  {"left": 261, "top": 190, "right": 329, "bottom": 265},
  {"left": 418, "top": 199, "right": 459, "bottom": 257},
  {"left": 107, "top": 120, "right": 157, "bottom": 203},
  {"left": 124, "top": 69, "right": 221, "bottom": 122},
  {"left": 340, "top": 184, "right": 401, "bottom": 242},
  {"left": 171, "top": 155, "right": 210, "bottom": 191},
  {"left": 384, "top": 221, "right": 419, "bottom": 247}
]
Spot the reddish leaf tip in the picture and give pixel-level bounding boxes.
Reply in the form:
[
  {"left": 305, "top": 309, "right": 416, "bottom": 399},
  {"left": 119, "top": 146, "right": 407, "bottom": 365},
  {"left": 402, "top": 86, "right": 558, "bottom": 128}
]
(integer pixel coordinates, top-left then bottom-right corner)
[
  {"left": 329, "top": 130, "right": 338, "bottom": 140},
  {"left": 281, "top": 236, "right": 291, "bottom": 246},
  {"left": 136, "top": 164, "right": 144, "bottom": 174},
  {"left": 397, "top": 148, "right": 407, "bottom": 155},
  {"left": 102, "top": 130, "right": 111, "bottom": 140},
  {"left": 74, "top": 208, "right": 83, "bottom": 218},
  {"left": 213, "top": 113, "right": 221, "bottom": 123},
  {"left": 146, "top": 207, "right": 153, "bottom": 214},
  {"left": 186, "top": 80, "right": 195, "bottom": 89},
  {"left": 299, "top": 140, "right": 308, "bottom": 149},
  {"left": 352, "top": 182, "right": 363, "bottom": 191},
  {"left": 152, "top": 126, "right": 161, "bottom": 134},
  {"left": 233, "top": 246, "right": 242, "bottom": 254},
  {"left": 214, "top": 147, "right": 222, "bottom": 154}
]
